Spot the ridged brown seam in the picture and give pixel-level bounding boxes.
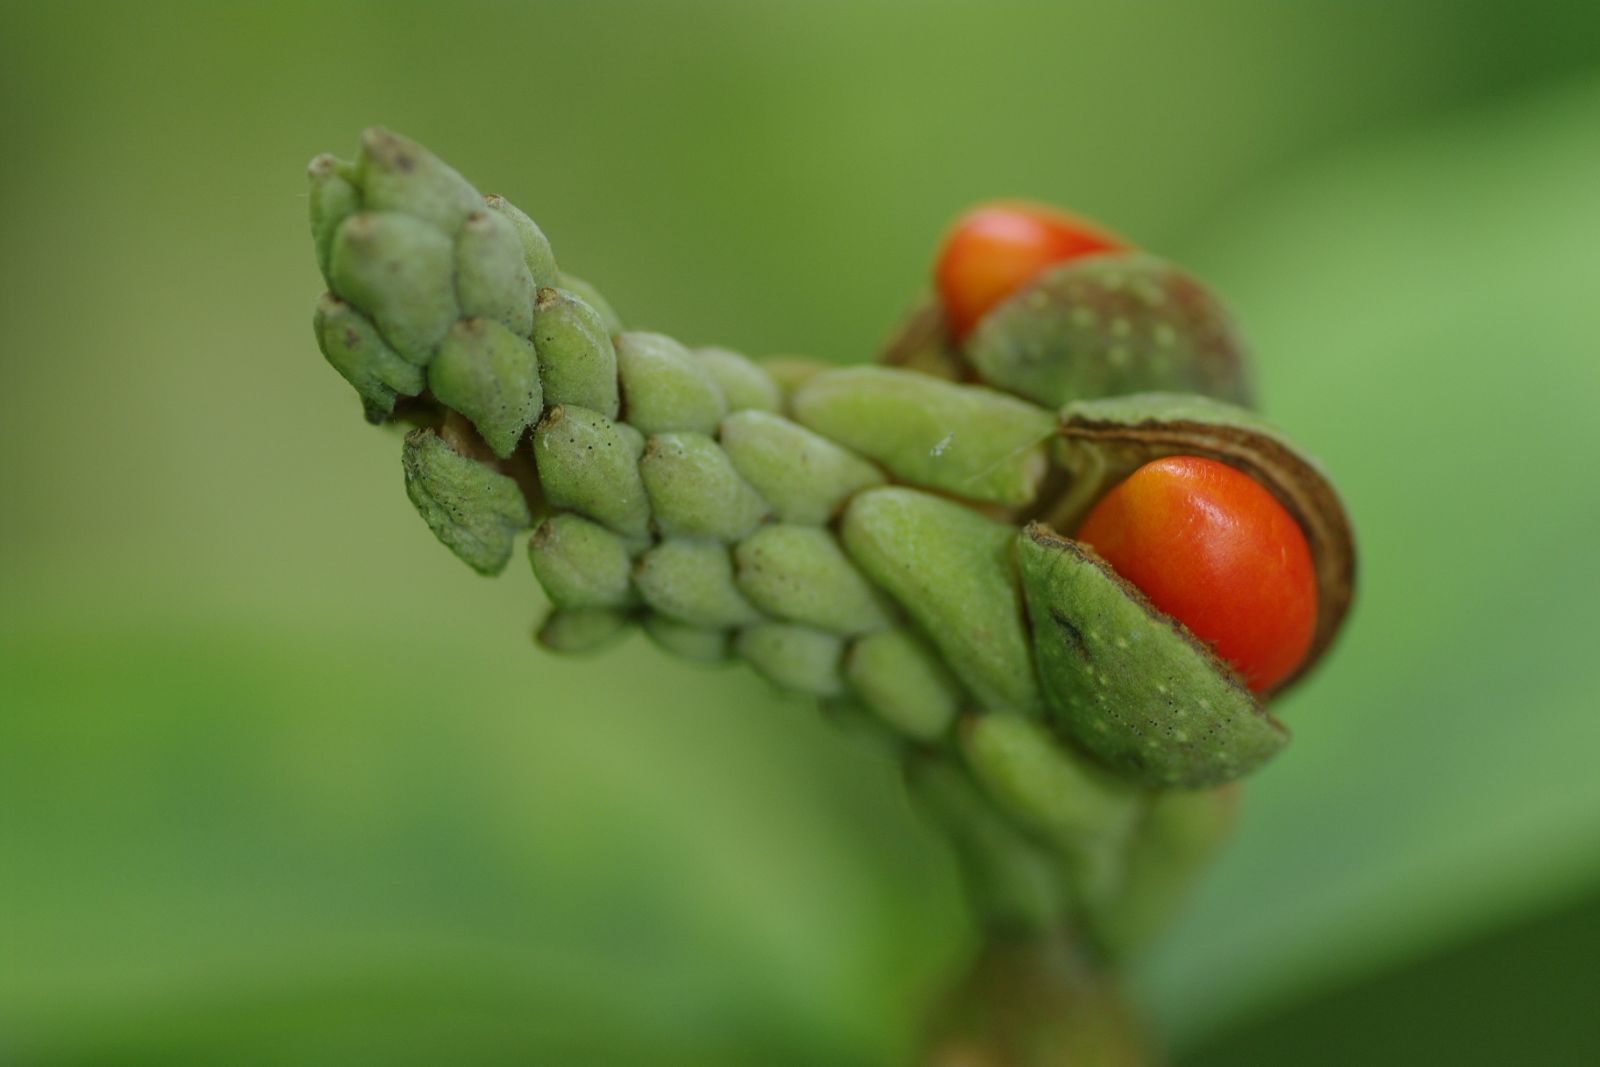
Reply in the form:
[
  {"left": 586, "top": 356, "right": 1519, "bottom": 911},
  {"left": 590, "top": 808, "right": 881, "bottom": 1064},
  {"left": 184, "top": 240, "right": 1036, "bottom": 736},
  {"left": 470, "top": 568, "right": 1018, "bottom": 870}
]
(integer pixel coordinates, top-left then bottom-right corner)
[{"left": 1055, "top": 417, "right": 1356, "bottom": 697}]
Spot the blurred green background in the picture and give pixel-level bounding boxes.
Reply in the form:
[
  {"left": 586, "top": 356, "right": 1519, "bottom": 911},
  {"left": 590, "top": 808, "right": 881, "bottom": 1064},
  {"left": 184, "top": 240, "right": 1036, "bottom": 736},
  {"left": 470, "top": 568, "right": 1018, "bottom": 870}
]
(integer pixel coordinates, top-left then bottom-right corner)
[{"left": 3, "top": 2, "right": 1599, "bottom": 1063}]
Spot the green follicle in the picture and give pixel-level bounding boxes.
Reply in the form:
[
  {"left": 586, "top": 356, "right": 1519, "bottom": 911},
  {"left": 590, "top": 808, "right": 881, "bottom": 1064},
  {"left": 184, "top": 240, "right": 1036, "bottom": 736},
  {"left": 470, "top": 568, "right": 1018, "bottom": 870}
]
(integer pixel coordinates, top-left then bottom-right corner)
[
  {"left": 355, "top": 126, "right": 483, "bottom": 235},
  {"left": 633, "top": 540, "right": 761, "bottom": 629},
  {"left": 845, "top": 628, "right": 962, "bottom": 743},
  {"left": 965, "top": 254, "right": 1254, "bottom": 410},
  {"left": 454, "top": 209, "right": 536, "bottom": 337},
  {"left": 533, "top": 287, "right": 620, "bottom": 418},
  {"left": 736, "top": 622, "right": 846, "bottom": 697},
  {"left": 959, "top": 713, "right": 1140, "bottom": 918},
  {"left": 692, "top": 347, "right": 782, "bottom": 413},
  {"left": 307, "top": 154, "right": 360, "bottom": 280},
  {"left": 532, "top": 405, "right": 650, "bottom": 541},
  {"left": 757, "top": 356, "right": 832, "bottom": 407},
  {"left": 427, "top": 318, "right": 542, "bottom": 458},
  {"left": 537, "top": 607, "right": 632, "bottom": 654},
  {"left": 734, "top": 524, "right": 893, "bottom": 636},
  {"left": 557, "top": 273, "right": 623, "bottom": 337},
  {"left": 792, "top": 367, "right": 1055, "bottom": 507},
  {"left": 718, "top": 410, "right": 884, "bottom": 525},
  {"left": 616, "top": 332, "right": 727, "bottom": 435},
  {"left": 1015, "top": 523, "right": 1287, "bottom": 788},
  {"left": 841, "top": 487, "right": 1041, "bottom": 716},
  {"left": 313, "top": 293, "right": 424, "bottom": 423},
  {"left": 483, "top": 194, "right": 560, "bottom": 290},
  {"left": 528, "top": 514, "right": 635, "bottom": 610},
  {"left": 643, "top": 616, "right": 732, "bottom": 663},
  {"left": 401, "top": 428, "right": 532, "bottom": 576},
  {"left": 328, "top": 211, "right": 458, "bottom": 366},
  {"left": 639, "top": 432, "right": 770, "bottom": 541}
]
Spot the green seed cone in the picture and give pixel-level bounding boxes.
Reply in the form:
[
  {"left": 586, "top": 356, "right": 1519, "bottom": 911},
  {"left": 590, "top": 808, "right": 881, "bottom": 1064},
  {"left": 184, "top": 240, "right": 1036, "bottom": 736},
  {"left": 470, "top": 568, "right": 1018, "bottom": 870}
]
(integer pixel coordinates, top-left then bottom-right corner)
[
  {"left": 528, "top": 514, "right": 635, "bottom": 610},
  {"left": 616, "top": 331, "right": 727, "bottom": 435},
  {"left": 328, "top": 211, "right": 458, "bottom": 366},
  {"left": 792, "top": 367, "right": 1055, "bottom": 506},
  {"left": 638, "top": 432, "right": 769, "bottom": 541},
  {"left": 734, "top": 524, "right": 893, "bottom": 636},
  {"left": 533, "top": 287, "right": 620, "bottom": 418},
  {"left": 557, "top": 272, "right": 623, "bottom": 336},
  {"left": 532, "top": 405, "right": 650, "bottom": 541},
  {"left": 965, "top": 253, "right": 1254, "bottom": 409},
  {"left": 841, "top": 487, "right": 1040, "bottom": 716},
  {"left": 454, "top": 208, "right": 536, "bottom": 337},
  {"left": 401, "top": 428, "right": 532, "bottom": 576},
  {"left": 633, "top": 540, "right": 760, "bottom": 629},
  {"left": 845, "top": 628, "right": 962, "bottom": 743},
  {"left": 735, "top": 622, "right": 846, "bottom": 697},
  {"left": 719, "top": 410, "right": 884, "bottom": 525},
  {"left": 1015, "top": 523, "right": 1287, "bottom": 788},
  {"left": 427, "top": 318, "right": 542, "bottom": 458},
  {"left": 313, "top": 293, "right": 424, "bottom": 423},
  {"left": 692, "top": 346, "right": 782, "bottom": 413}
]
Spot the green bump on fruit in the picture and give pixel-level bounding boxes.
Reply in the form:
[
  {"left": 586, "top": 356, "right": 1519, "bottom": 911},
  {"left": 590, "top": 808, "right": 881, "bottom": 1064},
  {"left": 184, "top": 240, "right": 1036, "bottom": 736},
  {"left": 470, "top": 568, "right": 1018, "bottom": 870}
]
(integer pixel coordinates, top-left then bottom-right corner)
[
  {"left": 735, "top": 525, "right": 892, "bottom": 635},
  {"left": 328, "top": 212, "right": 458, "bottom": 366},
  {"left": 401, "top": 427, "right": 532, "bottom": 576},
  {"left": 758, "top": 356, "right": 831, "bottom": 402},
  {"left": 616, "top": 332, "right": 727, "bottom": 434},
  {"left": 455, "top": 208, "right": 536, "bottom": 337},
  {"left": 558, "top": 273, "right": 623, "bottom": 336},
  {"left": 966, "top": 254, "right": 1253, "bottom": 410},
  {"left": 533, "top": 288, "right": 620, "bottom": 418},
  {"left": 841, "top": 487, "right": 1041, "bottom": 715},
  {"left": 355, "top": 126, "right": 483, "bottom": 234},
  {"left": 792, "top": 366, "right": 1055, "bottom": 506},
  {"left": 960, "top": 713, "right": 1140, "bottom": 914},
  {"left": 634, "top": 540, "right": 761, "bottom": 629},
  {"left": 719, "top": 410, "right": 884, "bottom": 525},
  {"left": 643, "top": 616, "right": 732, "bottom": 664},
  {"left": 528, "top": 514, "right": 635, "bottom": 610},
  {"left": 483, "top": 194, "right": 559, "bottom": 290},
  {"left": 736, "top": 622, "right": 846, "bottom": 697},
  {"left": 313, "top": 293, "right": 424, "bottom": 423},
  {"left": 639, "top": 432, "right": 769, "bottom": 541},
  {"left": 427, "top": 318, "right": 543, "bottom": 458},
  {"left": 1015, "top": 523, "right": 1288, "bottom": 788},
  {"left": 845, "top": 629, "right": 963, "bottom": 743},
  {"left": 308, "top": 154, "right": 360, "bottom": 281},
  {"left": 538, "top": 607, "right": 631, "bottom": 654},
  {"left": 693, "top": 347, "right": 782, "bottom": 413},
  {"left": 533, "top": 405, "right": 650, "bottom": 541}
]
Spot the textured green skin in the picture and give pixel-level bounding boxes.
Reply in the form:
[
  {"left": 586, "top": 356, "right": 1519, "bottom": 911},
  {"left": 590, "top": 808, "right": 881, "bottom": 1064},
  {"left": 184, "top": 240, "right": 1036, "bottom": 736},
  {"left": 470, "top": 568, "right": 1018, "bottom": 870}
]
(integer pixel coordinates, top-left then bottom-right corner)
[
  {"left": 1016, "top": 525, "right": 1287, "bottom": 788},
  {"left": 845, "top": 629, "right": 961, "bottom": 743},
  {"left": 633, "top": 540, "right": 761, "bottom": 629},
  {"left": 841, "top": 487, "right": 1041, "bottom": 716},
  {"left": 718, "top": 410, "right": 884, "bottom": 524},
  {"left": 793, "top": 367, "right": 1055, "bottom": 506},
  {"left": 428, "top": 318, "right": 542, "bottom": 458},
  {"left": 532, "top": 287, "right": 620, "bottom": 418},
  {"left": 308, "top": 130, "right": 1355, "bottom": 968},
  {"left": 966, "top": 254, "right": 1253, "bottom": 410},
  {"left": 639, "top": 432, "right": 769, "bottom": 541},
  {"left": 734, "top": 524, "right": 893, "bottom": 636},
  {"left": 528, "top": 514, "right": 635, "bottom": 610},
  {"left": 400, "top": 429, "right": 531, "bottom": 576}
]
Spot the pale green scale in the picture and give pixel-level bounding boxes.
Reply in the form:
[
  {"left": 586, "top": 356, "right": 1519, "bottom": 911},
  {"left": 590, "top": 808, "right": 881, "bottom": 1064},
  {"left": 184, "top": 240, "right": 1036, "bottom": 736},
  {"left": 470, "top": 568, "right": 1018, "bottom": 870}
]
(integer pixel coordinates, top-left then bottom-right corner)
[
  {"left": 640, "top": 432, "right": 769, "bottom": 541},
  {"left": 734, "top": 525, "right": 892, "bottom": 636},
  {"left": 634, "top": 540, "right": 761, "bottom": 629}
]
